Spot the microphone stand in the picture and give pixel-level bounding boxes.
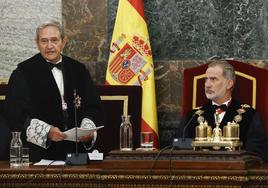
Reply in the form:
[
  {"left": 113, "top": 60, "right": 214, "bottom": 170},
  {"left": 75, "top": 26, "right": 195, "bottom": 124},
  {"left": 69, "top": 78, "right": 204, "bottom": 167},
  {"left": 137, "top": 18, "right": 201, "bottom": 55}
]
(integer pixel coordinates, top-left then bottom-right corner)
[
  {"left": 172, "top": 113, "right": 195, "bottom": 149},
  {"left": 74, "top": 89, "right": 80, "bottom": 157},
  {"left": 65, "top": 89, "right": 88, "bottom": 165}
]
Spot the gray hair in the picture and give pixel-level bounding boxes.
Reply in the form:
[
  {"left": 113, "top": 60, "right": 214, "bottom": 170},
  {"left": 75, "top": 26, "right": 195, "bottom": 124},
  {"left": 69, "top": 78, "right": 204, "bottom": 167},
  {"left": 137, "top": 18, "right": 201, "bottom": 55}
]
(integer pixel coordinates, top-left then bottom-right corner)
[
  {"left": 35, "top": 20, "right": 65, "bottom": 41},
  {"left": 207, "top": 60, "right": 236, "bottom": 83}
]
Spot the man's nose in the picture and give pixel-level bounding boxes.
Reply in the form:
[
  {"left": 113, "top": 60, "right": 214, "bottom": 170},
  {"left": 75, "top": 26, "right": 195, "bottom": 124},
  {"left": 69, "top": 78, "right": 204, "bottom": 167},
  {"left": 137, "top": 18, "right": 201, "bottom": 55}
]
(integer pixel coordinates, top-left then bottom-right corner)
[
  {"left": 205, "top": 80, "right": 211, "bottom": 88},
  {"left": 47, "top": 40, "right": 54, "bottom": 48}
]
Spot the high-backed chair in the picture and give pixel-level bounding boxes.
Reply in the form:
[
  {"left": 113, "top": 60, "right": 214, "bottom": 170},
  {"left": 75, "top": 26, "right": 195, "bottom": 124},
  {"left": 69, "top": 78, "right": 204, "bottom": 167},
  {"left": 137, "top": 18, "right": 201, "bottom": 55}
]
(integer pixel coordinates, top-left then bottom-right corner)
[
  {"left": 181, "top": 60, "right": 268, "bottom": 133},
  {"left": 93, "top": 85, "right": 142, "bottom": 156},
  {"left": 0, "top": 79, "right": 11, "bottom": 160}
]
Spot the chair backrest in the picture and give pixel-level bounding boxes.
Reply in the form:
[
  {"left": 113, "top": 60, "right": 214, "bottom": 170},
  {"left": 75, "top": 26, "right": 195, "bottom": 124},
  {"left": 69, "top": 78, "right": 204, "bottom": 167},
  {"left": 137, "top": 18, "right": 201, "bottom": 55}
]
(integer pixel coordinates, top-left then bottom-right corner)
[
  {"left": 181, "top": 60, "right": 268, "bottom": 133},
  {"left": 91, "top": 85, "right": 142, "bottom": 156},
  {"left": 0, "top": 79, "right": 8, "bottom": 114},
  {"left": 0, "top": 80, "right": 10, "bottom": 160}
]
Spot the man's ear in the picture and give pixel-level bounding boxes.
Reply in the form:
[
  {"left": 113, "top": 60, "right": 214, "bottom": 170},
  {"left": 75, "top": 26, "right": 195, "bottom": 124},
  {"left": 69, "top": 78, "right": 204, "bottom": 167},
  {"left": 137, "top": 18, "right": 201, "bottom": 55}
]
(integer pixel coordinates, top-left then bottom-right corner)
[
  {"left": 61, "top": 36, "right": 68, "bottom": 50},
  {"left": 227, "top": 79, "right": 234, "bottom": 90},
  {"left": 63, "top": 36, "right": 68, "bottom": 45}
]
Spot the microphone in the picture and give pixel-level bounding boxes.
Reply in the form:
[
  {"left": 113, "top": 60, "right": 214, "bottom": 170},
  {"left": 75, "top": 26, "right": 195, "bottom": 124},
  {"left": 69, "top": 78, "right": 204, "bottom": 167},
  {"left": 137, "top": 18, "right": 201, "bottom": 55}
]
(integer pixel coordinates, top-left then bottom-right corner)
[
  {"left": 172, "top": 113, "right": 196, "bottom": 149},
  {"left": 65, "top": 89, "right": 89, "bottom": 165}
]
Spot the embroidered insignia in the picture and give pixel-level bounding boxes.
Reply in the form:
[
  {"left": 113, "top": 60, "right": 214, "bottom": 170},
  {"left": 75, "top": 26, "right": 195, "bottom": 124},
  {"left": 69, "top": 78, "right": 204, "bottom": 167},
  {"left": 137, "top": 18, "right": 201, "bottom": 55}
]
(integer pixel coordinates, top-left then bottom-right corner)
[
  {"left": 193, "top": 106, "right": 202, "bottom": 110},
  {"left": 241, "top": 104, "right": 251, "bottom": 108},
  {"left": 197, "top": 116, "right": 205, "bottom": 123},
  {"left": 194, "top": 109, "right": 205, "bottom": 123},
  {"left": 232, "top": 104, "right": 250, "bottom": 123},
  {"left": 234, "top": 115, "right": 242, "bottom": 123},
  {"left": 108, "top": 34, "right": 153, "bottom": 85},
  {"left": 195, "top": 109, "right": 204, "bottom": 116},
  {"left": 236, "top": 108, "right": 246, "bottom": 114},
  {"left": 195, "top": 104, "right": 251, "bottom": 126}
]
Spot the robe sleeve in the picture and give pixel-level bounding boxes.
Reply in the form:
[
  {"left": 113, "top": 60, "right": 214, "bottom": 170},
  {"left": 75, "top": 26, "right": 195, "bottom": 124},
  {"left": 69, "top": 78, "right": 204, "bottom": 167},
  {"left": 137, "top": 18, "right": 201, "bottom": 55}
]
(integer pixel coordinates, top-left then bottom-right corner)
[
  {"left": 4, "top": 68, "right": 33, "bottom": 132},
  {"left": 26, "top": 119, "right": 52, "bottom": 149},
  {"left": 4, "top": 68, "right": 52, "bottom": 149},
  {"left": 245, "top": 112, "right": 268, "bottom": 162}
]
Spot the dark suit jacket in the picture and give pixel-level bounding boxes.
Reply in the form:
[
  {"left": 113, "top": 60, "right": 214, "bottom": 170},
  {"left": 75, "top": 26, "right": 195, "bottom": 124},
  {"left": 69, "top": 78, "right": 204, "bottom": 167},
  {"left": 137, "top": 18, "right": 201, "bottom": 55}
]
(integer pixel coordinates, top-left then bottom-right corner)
[
  {"left": 4, "top": 53, "right": 103, "bottom": 161},
  {"left": 177, "top": 99, "right": 268, "bottom": 162}
]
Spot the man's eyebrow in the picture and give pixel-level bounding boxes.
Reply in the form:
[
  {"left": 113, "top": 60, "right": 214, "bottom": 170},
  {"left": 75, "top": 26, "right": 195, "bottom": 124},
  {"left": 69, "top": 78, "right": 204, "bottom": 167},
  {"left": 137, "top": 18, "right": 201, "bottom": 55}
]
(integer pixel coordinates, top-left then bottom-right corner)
[{"left": 205, "top": 76, "right": 217, "bottom": 79}]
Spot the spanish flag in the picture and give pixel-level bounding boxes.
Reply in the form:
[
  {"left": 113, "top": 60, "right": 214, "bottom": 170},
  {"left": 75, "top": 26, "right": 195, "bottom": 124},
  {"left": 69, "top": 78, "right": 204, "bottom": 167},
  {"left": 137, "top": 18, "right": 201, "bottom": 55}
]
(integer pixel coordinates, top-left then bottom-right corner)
[{"left": 105, "top": 0, "right": 159, "bottom": 148}]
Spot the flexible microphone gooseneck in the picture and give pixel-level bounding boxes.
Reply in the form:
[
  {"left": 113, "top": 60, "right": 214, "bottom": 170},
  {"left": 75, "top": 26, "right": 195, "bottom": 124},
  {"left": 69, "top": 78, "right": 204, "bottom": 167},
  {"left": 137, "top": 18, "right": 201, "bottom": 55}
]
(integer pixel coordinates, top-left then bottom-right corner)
[
  {"left": 172, "top": 113, "right": 196, "bottom": 149},
  {"left": 181, "top": 113, "right": 196, "bottom": 141}
]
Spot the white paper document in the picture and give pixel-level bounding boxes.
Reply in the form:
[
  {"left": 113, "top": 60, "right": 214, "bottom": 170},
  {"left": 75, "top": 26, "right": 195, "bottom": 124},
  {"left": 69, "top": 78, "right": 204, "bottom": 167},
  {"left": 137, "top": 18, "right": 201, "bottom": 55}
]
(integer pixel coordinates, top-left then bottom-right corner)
[
  {"left": 34, "top": 159, "right": 65, "bottom": 166},
  {"left": 63, "top": 126, "right": 104, "bottom": 142}
]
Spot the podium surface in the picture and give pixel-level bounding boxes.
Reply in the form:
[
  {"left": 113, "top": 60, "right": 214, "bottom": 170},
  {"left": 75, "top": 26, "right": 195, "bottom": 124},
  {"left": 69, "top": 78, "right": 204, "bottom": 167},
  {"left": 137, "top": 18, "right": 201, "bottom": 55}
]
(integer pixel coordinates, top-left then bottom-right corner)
[{"left": 0, "top": 150, "right": 267, "bottom": 187}]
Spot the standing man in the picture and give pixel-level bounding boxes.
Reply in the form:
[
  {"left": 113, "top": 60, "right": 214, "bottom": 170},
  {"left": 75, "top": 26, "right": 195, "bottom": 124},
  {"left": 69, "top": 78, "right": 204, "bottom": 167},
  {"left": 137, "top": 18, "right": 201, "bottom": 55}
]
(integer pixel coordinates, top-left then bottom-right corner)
[
  {"left": 177, "top": 61, "right": 268, "bottom": 162},
  {"left": 4, "top": 20, "right": 103, "bottom": 161}
]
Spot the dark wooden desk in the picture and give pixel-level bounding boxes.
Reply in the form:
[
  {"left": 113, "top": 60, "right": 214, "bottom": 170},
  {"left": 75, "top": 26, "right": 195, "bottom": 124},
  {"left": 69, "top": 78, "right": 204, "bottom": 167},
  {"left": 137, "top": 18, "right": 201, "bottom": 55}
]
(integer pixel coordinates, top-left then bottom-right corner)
[{"left": 0, "top": 150, "right": 267, "bottom": 188}]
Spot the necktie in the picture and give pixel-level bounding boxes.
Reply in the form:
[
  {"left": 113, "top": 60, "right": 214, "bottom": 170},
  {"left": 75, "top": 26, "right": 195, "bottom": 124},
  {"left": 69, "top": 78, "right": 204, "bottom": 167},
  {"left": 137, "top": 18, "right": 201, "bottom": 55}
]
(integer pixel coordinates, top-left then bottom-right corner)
[
  {"left": 47, "top": 62, "right": 63, "bottom": 70},
  {"left": 213, "top": 104, "right": 227, "bottom": 114},
  {"left": 213, "top": 104, "right": 227, "bottom": 111}
]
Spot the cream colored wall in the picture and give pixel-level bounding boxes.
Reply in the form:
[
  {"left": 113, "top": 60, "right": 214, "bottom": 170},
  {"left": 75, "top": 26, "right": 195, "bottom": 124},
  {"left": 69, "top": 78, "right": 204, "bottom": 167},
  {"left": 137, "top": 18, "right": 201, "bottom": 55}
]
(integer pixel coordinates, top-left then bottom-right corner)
[{"left": 0, "top": 0, "right": 62, "bottom": 79}]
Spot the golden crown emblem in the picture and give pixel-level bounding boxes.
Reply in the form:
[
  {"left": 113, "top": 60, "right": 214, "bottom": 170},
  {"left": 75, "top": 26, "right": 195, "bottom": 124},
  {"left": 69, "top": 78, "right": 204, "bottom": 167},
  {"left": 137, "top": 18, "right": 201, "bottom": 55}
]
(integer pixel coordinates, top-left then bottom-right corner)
[{"left": 131, "top": 35, "right": 152, "bottom": 57}]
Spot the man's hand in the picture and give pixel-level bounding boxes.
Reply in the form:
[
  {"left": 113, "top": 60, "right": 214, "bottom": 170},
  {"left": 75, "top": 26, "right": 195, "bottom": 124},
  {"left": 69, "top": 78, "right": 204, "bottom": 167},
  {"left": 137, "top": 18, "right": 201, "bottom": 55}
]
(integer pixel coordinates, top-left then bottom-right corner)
[{"left": 48, "top": 127, "right": 67, "bottom": 142}]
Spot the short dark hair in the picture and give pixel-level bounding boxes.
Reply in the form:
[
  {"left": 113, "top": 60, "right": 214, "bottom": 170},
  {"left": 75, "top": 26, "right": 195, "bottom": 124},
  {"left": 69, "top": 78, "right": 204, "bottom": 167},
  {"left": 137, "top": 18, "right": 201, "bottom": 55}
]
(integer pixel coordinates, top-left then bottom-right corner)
[{"left": 208, "top": 60, "right": 236, "bottom": 83}]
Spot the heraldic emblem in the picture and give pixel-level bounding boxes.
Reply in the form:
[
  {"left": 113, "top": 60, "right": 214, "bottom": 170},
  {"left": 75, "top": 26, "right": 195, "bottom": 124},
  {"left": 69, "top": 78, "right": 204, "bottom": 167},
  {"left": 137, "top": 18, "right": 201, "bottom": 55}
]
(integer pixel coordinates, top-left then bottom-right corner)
[{"left": 108, "top": 33, "right": 153, "bottom": 85}]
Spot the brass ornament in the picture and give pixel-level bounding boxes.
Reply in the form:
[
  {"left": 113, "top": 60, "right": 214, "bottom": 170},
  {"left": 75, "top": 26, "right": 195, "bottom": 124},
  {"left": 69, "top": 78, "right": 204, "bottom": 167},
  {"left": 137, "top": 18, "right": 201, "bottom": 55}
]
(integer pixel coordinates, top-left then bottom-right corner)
[
  {"left": 234, "top": 115, "right": 242, "bottom": 123},
  {"left": 195, "top": 109, "right": 205, "bottom": 124},
  {"left": 195, "top": 109, "right": 204, "bottom": 116},
  {"left": 241, "top": 104, "right": 251, "bottom": 108},
  {"left": 197, "top": 116, "right": 205, "bottom": 123},
  {"left": 236, "top": 108, "right": 246, "bottom": 114},
  {"left": 192, "top": 104, "right": 250, "bottom": 151}
]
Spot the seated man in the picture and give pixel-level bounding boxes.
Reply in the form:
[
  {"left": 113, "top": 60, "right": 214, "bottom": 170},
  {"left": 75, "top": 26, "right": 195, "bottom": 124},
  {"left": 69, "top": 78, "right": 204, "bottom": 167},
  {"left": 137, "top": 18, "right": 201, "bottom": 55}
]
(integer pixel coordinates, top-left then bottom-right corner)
[{"left": 177, "top": 61, "right": 268, "bottom": 162}]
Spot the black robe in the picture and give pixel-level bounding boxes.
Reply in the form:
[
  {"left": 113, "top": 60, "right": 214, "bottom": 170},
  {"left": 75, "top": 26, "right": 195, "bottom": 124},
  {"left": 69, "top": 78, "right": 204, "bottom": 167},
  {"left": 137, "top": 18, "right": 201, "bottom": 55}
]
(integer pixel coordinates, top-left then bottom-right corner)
[
  {"left": 177, "top": 99, "right": 268, "bottom": 162},
  {"left": 4, "top": 53, "right": 103, "bottom": 161}
]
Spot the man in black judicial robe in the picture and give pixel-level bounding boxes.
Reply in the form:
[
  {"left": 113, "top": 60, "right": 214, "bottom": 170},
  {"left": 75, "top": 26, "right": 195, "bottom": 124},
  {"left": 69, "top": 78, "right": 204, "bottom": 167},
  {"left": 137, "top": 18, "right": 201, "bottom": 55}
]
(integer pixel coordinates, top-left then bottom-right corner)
[
  {"left": 177, "top": 61, "right": 268, "bottom": 162},
  {"left": 4, "top": 20, "right": 103, "bottom": 161}
]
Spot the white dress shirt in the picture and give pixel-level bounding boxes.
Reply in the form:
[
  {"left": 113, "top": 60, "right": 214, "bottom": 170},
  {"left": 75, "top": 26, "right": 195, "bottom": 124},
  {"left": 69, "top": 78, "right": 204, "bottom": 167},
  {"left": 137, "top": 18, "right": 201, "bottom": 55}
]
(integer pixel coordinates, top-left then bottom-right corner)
[{"left": 212, "top": 98, "right": 232, "bottom": 124}]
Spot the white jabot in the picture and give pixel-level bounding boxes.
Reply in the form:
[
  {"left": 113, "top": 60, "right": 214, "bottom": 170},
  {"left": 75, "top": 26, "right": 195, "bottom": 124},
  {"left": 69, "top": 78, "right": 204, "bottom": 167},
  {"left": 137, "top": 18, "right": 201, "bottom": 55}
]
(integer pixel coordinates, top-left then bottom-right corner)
[
  {"left": 47, "top": 57, "right": 67, "bottom": 110},
  {"left": 51, "top": 68, "right": 64, "bottom": 99}
]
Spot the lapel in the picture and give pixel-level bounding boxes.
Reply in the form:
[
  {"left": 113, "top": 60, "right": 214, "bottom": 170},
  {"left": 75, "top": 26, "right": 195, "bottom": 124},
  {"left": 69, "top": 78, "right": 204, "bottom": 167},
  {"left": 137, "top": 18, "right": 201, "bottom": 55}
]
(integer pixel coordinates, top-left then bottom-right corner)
[
  {"left": 61, "top": 56, "right": 72, "bottom": 101},
  {"left": 203, "top": 101, "right": 216, "bottom": 128},
  {"left": 220, "top": 100, "right": 240, "bottom": 127},
  {"left": 29, "top": 54, "right": 62, "bottom": 99},
  {"left": 38, "top": 58, "right": 62, "bottom": 101},
  {"left": 60, "top": 56, "right": 78, "bottom": 108},
  {"left": 203, "top": 100, "right": 241, "bottom": 129}
]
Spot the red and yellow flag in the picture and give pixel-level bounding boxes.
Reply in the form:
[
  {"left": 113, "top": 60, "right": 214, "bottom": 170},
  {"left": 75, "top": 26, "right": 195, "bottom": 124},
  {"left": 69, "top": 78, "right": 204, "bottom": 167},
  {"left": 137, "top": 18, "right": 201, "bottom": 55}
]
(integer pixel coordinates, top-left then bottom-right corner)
[{"left": 105, "top": 0, "right": 159, "bottom": 148}]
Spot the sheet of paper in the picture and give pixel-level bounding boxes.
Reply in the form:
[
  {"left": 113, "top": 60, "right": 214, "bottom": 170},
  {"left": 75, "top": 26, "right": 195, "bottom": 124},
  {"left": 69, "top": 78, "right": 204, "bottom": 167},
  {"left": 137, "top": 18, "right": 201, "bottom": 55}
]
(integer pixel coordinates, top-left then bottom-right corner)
[
  {"left": 34, "top": 159, "right": 65, "bottom": 166},
  {"left": 64, "top": 126, "right": 104, "bottom": 142}
]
